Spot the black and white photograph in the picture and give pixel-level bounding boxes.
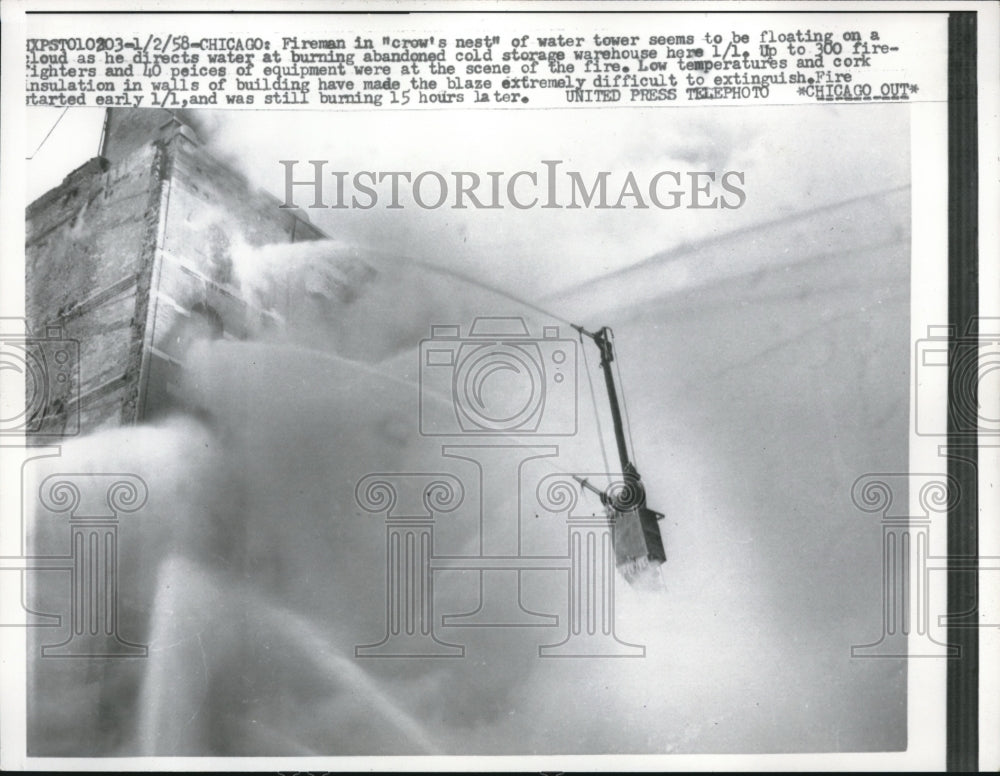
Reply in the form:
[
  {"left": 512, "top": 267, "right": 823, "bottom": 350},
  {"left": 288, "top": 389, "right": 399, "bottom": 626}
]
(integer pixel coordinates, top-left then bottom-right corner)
[{"left": 1, "top": 2, "right": 997, "bottom": 770}]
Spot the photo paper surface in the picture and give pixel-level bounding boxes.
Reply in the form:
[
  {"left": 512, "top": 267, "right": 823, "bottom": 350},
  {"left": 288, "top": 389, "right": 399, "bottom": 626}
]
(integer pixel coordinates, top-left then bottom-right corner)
[{"left": 1, "top": 1, "right": 997, "bottom": 770}]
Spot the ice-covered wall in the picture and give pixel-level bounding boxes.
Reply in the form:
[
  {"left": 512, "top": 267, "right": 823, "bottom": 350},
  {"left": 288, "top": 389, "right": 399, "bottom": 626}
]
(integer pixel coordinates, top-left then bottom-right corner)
[
  {"left": 26, "top": 144, "right": 160, "bottom": 434},
  {"left": 26, "top": 108, "right": 377, "bottom": 433}
]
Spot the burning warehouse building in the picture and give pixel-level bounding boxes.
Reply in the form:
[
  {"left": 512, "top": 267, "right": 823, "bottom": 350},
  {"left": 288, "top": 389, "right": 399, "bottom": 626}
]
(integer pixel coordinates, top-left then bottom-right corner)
[
  {"left": 25, "top": 107, "right": 376, "bottom": 437},
  {"left": 17, "top": 102, "right": 912, "bottom": 758}
]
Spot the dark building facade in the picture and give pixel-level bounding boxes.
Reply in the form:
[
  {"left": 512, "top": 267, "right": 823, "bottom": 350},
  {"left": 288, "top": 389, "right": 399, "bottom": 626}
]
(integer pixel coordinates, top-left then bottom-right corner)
[{"left": 26, "top": 107, "right": 374, "bottom": 437}]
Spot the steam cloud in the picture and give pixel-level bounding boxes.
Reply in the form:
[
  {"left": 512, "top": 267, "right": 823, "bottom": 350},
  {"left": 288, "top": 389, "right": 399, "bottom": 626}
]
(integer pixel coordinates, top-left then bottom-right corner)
[
  {"left": 24, "top": 106, "right": 909, "bottom": 757},
  {"left": 25, "top": 235, "right": 904, "bottom": 755}
]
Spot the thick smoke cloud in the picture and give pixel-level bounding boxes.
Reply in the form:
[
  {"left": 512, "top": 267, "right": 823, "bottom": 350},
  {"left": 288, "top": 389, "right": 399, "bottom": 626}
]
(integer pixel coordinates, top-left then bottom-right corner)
[{"left": 24, "top": 104, "right": 909, "bottom": 756}]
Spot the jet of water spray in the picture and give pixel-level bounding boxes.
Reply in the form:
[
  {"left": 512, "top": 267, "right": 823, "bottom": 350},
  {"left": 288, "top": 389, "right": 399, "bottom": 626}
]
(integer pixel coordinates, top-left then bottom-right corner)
[{"left": 409, "top": 257, "right": 578, "bottom": 329}]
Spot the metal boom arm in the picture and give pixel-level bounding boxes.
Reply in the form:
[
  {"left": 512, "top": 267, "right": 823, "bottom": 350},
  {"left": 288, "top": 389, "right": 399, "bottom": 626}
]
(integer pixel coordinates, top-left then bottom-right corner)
[
  {"left": 573, "top": 325, "right": 635, "bottom": 478},
  {"left": 573, "top": 323, "right": 667, "bottom": 578}
]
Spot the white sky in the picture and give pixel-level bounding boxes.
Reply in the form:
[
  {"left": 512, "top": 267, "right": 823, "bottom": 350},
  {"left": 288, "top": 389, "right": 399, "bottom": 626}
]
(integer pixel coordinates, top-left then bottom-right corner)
[{"left": 26, "top": 103, "right": 909, "bottom": 299}]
